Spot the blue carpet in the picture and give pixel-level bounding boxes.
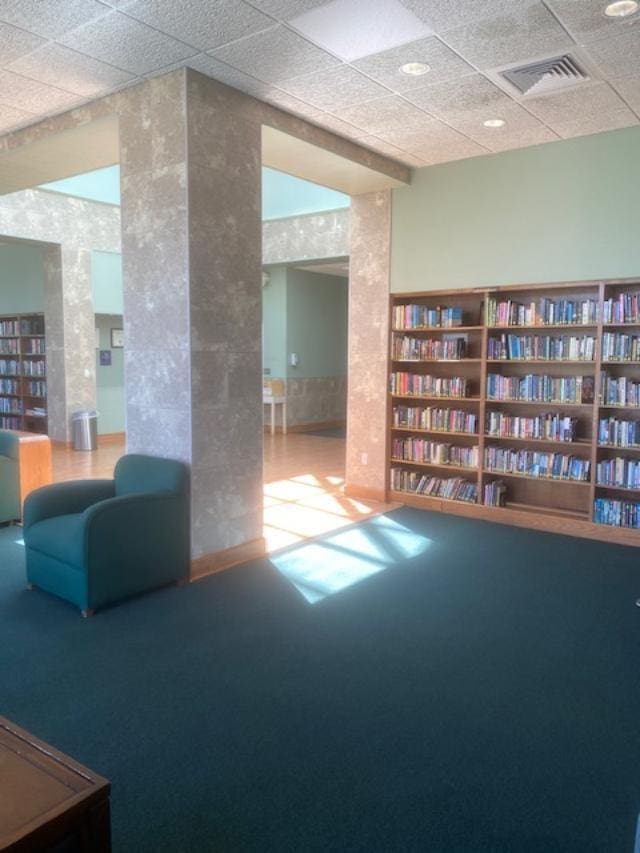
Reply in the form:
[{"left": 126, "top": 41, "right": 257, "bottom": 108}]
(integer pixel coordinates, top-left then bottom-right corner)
[{"left": 1, "top": 510, "right": 640, "bottom": 852}]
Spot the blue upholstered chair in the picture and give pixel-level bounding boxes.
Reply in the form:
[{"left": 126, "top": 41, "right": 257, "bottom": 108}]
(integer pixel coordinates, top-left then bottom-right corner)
[
  {"left": 23, "top": 454, "right": 190, "bottom": 616},
  {"left": 0, "top": 430, "right": 21, "bottom": 524}
]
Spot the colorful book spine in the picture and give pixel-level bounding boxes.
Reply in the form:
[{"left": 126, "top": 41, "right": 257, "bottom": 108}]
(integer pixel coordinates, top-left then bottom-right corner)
[
  {"left": 392, "top": 335, "right": 467, "bottom": 360},
  {"left": 598, "top": 417, "right": 640, "bottom": 448},
  {"left": 484, "top": 480, "right": 507, "bottom": 507},
  {"left": 601, "top": 332, "right": 640, "bottom": 361},
  {"left": 392, "top": 406, "right": 477, "bottom": 434},
  {"left": 603, "top": 293, "right": 640, "bottom": 324},
  {"left": 485, "top": 411, "right": 577, "bottom": 441},
  {"left": 391, "top": 373, "right": 468, "bottom": 398},
  {"left": 486, "top": 297, "right": 597, "bottom": 327},
  {"left": 393, "top": 304, "right": 464, "bottom": 329},
  {"left": 487, "top": 333, "right": 595, "bottom": 361},
  {"left": 600, "top": 372, "right": 640, "bottom": 407},
  {"left": 390, "top": 468, "right": 477, "bottom": 502},
  {"left": 484, "top": 447, "right": 590, "bottom": 481},
  {"left": 594, "top": 498, "right": 640, "bottom": 527},
  {"left": 487, "top": 374, "right": 585, "bottom": 403},
  {"left": 596, "top": 457, "right": 640, "bottom": 490},
  {"left": 391, "top": 438, "right": 479, "bottom": 468}
]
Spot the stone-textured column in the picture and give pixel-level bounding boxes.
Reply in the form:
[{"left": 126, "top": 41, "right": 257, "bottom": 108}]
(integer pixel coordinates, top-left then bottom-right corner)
[
  {"left": 120, "top": 69, "right": 263, "bottom": 570},
  {"left": 42, "top": 244, "right": 66, "bottom": 442},
  {"left": 345, "top": 191, "right": 392, "bottom": 502}
]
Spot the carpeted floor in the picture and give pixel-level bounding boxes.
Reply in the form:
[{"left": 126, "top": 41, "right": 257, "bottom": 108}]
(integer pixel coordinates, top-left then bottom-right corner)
[{"left": 1, "top": 510, "right": 640, "bottom": 853}]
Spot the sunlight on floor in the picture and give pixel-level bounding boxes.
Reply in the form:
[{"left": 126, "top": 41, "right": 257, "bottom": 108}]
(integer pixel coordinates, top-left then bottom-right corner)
[{"left": 270, "top": 515, "right": 432, "bottom": 604}]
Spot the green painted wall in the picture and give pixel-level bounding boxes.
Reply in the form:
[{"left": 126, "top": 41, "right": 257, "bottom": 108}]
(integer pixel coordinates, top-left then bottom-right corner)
[
  {"left": 285, "top": 268, "right": 348, "bottom": 379},
  {"left": 95, "top": 314, "right": 124, "bottom": 435},
  {"left": 0, "top": 243, "right": 45, "bottom": 313},
  {"left": 263, "top": 265, "right": 288, "bottom": 378},
  {"left": 92, "top": 250, "right": 123, "bottom": 314},
  {"left": 391, "top": 125, "right": 640, "bottom": 292}
]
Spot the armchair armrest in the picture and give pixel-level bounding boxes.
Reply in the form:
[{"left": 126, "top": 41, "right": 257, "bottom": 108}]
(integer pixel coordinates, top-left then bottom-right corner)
[{"left": 24, "top": 480, "right": 116, "bottom": 529}]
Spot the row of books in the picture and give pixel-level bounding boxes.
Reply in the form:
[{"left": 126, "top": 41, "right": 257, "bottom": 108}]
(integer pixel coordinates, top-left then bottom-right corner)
[
  {"left": 23, "top": 338, "right": 45, "bottom": 354},
  {"left": 603, "top": 293, "right": 640, "bottom": 325},
  {"left": 0, "top": 340, "right": 19, "bottom": 355},
  {"left": 601, "top": 332, "right": 640, "bottom": 362},
  {"left": 25, "top": 380, "right": 46, "bottom": 397},
  {"left": 594, "top": 498, "right": 640, "bottom": 528},
  {"left": 393, "top": 304, "right": 464, "bottom": 330},
  {"left": 484, "top": 447, "right": 591, "bottom": 481},
  {"left": 0, "top": 415, "right": 21, "bottom": 430},
  {"left": 390, "top": 468, "right": 478, "bottom": 502},
  {"left": 600, "top": 373, "right": 640, "bottom": 408},
  {"left": 392, "top": 335, "right": 467, "bottom": 361},
  {"left": 20, "top": 318, "right": 44, "bottom": 335},
  {"left": 598, "top": 417, "right": 640, "bottom": 448},
  {"left": 392, "top": 406, "right": 478, "bottom": 434},
  {"left": 0, "top": 398, "right": 22, "bottom": 414},
  {"left": 0, "top": 379, "right": 19, "bottom": 395},
  {"left": 22, "top": 360, "right": 46, "bottom": 376},
  {"left": 487, "top": 333, "right": 595, "bottom": 361},
  {"left": 484, "top": 480, "right": 507, "bottom": 507},
  {"left": 487, "top": 374, "right": 591, "bottom": 404},
  {"left": 0, "top": 359, "right": 19, "bottom": 375},
  {"left": 0, "top": 320, "right": 19, "bottom": 336},
  {"left": 391, "top": 373, "right": 469, "bottom": 398},
  {"left": 391, "top": 438, "right": 479, "bottom": 468},
  {"left": 25, "top": 407, "right": 46, "bottom": 418},
  {"left": 486, "top": 411, "right": 577, "bottom": 442},
  {"left": 596, "top": 458, "right": 640, "bottom": 490},
  {"left": 486, "top": 297, "right": 598, "bottom": 328}
]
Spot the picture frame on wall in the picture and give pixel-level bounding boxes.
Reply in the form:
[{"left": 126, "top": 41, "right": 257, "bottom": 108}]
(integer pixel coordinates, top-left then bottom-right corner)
[
  {"left": 111, "top": 328, "right": 124, "bottom": 348},
  {"left": 99, "top": 350, "right": 112, "bottom": 367}
]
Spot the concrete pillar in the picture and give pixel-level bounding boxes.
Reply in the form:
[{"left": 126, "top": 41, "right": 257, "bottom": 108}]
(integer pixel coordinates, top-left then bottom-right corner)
[
  {"left": 345, "top": 190, "right": 392, "bottom": 502},
  {"left": 120, "top": 69, "right": 263, "bottom": 572}
]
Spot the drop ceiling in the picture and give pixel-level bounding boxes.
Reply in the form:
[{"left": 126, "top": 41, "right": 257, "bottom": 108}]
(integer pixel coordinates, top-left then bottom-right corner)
[{"left": 0, "top": 0, "right": 638, "bottom": 169}]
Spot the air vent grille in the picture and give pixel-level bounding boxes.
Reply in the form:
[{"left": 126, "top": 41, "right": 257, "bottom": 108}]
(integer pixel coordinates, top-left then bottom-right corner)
[{"left": 500, "top": 54, "right": 590, "bottom": 97}]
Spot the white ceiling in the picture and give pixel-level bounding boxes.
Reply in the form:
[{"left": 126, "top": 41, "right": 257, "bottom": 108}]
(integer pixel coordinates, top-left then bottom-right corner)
[{"left": 0, "top": 0, "right": 639, "bottom": 168}]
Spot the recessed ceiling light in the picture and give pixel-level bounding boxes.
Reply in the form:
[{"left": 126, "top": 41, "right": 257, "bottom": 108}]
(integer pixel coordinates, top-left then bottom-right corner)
[
  {"left": 399, "top": 61, "right": 431, "bottom": 76},
  {"left": 483, "top": 118, "right": 506, "bottom": 128},
  {"left": 604, "top": 0, "right": 639, "bottom": 16}
]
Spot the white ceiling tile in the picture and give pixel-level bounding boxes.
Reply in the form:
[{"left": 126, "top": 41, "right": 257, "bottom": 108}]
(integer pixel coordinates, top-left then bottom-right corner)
[
  {"left": 278, "top": 65, "right": 389, "bottom": 111},
  {"left": 480, "top": 124, "right": 560, "bottom": 152},
  {"left": 551, "top": 112, "right": 638, "bottom": 139},
  {"left": 545, "top": 0, "right": 640, "bottom": 43},
  {"left": 403, "top": 73, "right": 514, "bottom": 120},
  {"left": 210, "top": 25, "right": 340, "bottom": 83},
  {"left": 310, "top": 113, "right": 368, "bottom": 137},
  {"left": 121, "top": 0, "right": 275, "bottom": 52},
  {"left": 331, "top": 94, "right": 434, "bottom": 133},
  {"left": 0, "top": 70, "right": 83, "bottom": 112},
  {"left": 59, "top": 10, "right": 198, "bottom": 75},
  {"left": 524, "top": 80, "right": 635, "bottom": 124},
  {"left": 352, "top": 133, "right": 407, "bottom": 157},
  {"left": 245, "top": 0, "right": 331, "bottom": 19},
  {"left": 441, "top": 2, "right": 575, "bottom": 71},
  {"left": 612, "top": 77, "right": 640, "bottom": 115},
  {"left": 288, "top": 0, "right": 432, "bottom": 61},
  {"left": 0, "top": 0, "right": 110, "bottom": 39},
  {"left": 353, "top": 36, "right": 474, "bottom": 93},
  {"left": 379, "top": 118, "right": 488, "bottom": 157},
  {"left": 399, "top": 0, "right": 531, "bottom": 31},
  {"left": 0, "top": 20, "right": 45, "bottom": 64},
  {"left": 444, "top": 99, "right": 548, "bottom": 136},
  {"left": 583, "top": 28, "right": 640, "bottom": 79},
  {"left": 0, "top": 102, "right": 35, "bottom": 132},
  {"left": 8, "top": 44, "right": 135, "bottom": 97}
]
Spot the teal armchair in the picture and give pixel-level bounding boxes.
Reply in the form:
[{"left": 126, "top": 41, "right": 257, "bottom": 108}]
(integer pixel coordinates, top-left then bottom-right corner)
[
  {"left": 0, "top": 431, "right": 21, "bottom": 524},
  {"left": 24, "top": 454, "right": 190, "bottom": 616}
]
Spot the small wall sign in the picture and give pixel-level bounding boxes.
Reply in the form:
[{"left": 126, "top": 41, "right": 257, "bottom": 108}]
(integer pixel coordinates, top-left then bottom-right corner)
[
  {"left": 99, "top": 350, "right": 112, "bottom": 367},
  {"left": 111, "top": 328, "right": 124, "bottom": 348}
]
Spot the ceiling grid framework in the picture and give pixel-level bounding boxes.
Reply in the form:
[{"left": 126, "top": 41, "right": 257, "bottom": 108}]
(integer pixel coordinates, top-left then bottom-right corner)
[{"left": 0, "top": 0, "right": 638, "bottom": 169}]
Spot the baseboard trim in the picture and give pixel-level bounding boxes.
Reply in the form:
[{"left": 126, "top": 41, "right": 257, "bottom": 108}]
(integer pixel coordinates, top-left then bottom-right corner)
[
  {"left": 98, "top": 432, "right": 125, "bottom": 445},
  {"left": 344, "top": 484, "right": 387, "bottom": 503},
  {"left": 263, "top": 419, "right": 346, "bottom": 435},
  {"left": 190, "top": 537, "right": 267, "bottom": 580}
]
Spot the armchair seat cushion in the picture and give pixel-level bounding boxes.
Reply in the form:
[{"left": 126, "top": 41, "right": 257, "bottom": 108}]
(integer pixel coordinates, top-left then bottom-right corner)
[{"left": 27, "top": 513, "right": 85, "bottom": 569}]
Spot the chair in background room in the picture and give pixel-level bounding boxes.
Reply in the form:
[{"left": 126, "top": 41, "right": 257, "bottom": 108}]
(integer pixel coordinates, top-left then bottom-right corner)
[{"left": 23, "top": 454, "right": 190, "bottom": 616}]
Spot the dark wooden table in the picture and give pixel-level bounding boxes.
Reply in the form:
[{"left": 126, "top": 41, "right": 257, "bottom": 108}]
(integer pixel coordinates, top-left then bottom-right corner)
[{"left": 0, "top": 716, "right": 111, "bottom": 852}]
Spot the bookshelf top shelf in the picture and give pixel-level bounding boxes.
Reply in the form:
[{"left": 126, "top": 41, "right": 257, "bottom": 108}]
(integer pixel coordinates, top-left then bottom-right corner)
[
  {"left": 392, "top": 325, "right": 483, "bottom": 333},
  {"left": 488, "top": 324, "right": 598, "bottom": 331}
]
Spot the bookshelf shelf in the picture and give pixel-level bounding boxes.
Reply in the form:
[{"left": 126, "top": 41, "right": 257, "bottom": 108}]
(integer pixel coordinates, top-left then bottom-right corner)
[
  {"left": 0, "top": 312, "right": 47, "bottom": 435},
  {"left": 388, "top": 279, "right": 640, "bottom": 545}
]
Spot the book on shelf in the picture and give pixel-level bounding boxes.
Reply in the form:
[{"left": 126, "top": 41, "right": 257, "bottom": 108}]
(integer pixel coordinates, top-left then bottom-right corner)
[
  {"left": 602, "top": 332, "right": 640, "bottom": 361},
  {"left": 392, "top": 334, "right": 467, "bottom": 360},
  {"left": 487, "top": 333, "right": 595, "bottom": 361},
  {"left": 390, "top": 468, "right": 478, "bottom": 502},
  {"left": 0, "top": 359, "right": 20, "bottom": 375},
  {"left": 0, "top": 415, "right": 21, "bottom": 430},
  {"left": 0, "top": 339, "right": 19, "bottom": 354},
  {"left": 484, "top": 447, "right": 590, "bottom": 481},
  {"left": 0, "top": 378, "right": 20, "bottom": 395},
  {"left": 598, "top": 416, "right": 640, "bottom": 448},
  {"left": 484, "top": 480, "right": 507, "bottom": 507},
  {"left": 487, "top": 373, "right": 587, "bottom": 404},
  {"left": 596, "top": 457, "right": 640, "bottom": 490},
  {"left": 392, "top": 405, "right": 477, "bottom": 434},
  {"left": 594, "top": 497, "right": 640, "bottom": 528},
  {"left": 393, "top": 304, "right": 464, "bottom": 330},
  {"left": 23, "top": 338, "right": 45, "bottom": 354},
  {"left": 486, "top": 411, "right": 578, "bottom": 442},
  {"left": 486, "top": 296, "right": 598, "bottom": 327},
  {"left": 391, "top": 372, "right": 469, "bottom": 398},
  {"left": 0, "top": 319, "right": 19, "bottom": 336},
  {"left": 391, "top": 437, "right": 479, "bottom": 468},
  {"left": 600, "top": 373, "right": 640, "bottom": 407},
  {"left": 603, "top": 292, "right": 640, "bottom": 325},
  {"left": 0, "top": 398, "right": 23, "bottom": 414},
  {"left": 24, "top": 407, "right": 47, "bottom": 418}
]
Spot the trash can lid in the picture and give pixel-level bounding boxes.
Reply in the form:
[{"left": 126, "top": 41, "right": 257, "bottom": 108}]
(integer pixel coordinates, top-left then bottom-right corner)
[{"left": 72, "top": 410, "right": 98, "bottom": 418}]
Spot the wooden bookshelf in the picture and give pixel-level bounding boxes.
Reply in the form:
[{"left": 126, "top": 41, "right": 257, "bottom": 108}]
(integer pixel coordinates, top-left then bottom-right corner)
[
  {"left": 388, "top": 278, "right": 640, "bottom": 546},
  {"left": 0, "top": 313, "right": 48, "bottom": 435}
]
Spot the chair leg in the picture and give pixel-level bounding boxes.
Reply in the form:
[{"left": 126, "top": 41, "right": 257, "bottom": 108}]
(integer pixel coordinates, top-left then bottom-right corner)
[
  {"left": 26, "top": 582, "right": 34, "bottom": 591},
  {"left": 81, "top": 609, "right": 95, "bottom": 618}
]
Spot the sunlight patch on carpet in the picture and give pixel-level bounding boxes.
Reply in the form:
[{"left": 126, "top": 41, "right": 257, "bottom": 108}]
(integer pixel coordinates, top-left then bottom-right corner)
[{"left": 270, "top": 515, "right": 432, "bottom": 604}]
